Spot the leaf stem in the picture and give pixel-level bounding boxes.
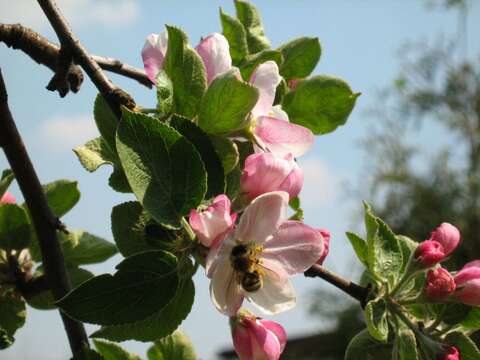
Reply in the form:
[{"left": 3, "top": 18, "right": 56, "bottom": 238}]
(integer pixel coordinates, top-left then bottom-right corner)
[{"left": 181, "top": 217, "right": 196, "bottom": 242}]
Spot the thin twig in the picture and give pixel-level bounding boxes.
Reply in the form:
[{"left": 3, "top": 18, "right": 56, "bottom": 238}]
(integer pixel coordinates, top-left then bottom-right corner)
[
  {"left": 305, "top": 264, "right": 371, "bottom": 308},
  {"left": 0, "top": 23, "right": 151, "bottom": 89},
  {"left": 0, "top": 69, "right": 89, "bottom": 358}
]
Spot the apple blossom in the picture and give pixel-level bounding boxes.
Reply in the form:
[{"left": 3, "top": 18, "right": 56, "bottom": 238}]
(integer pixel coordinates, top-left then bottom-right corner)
[
  {"left": 316, "top": 229, "right": 331, "bottom": 265},
  {"left": 240, "top": 152, "right": 303, "bottom": 201},
  {"left": 230, "top": 310, "right": 286, "bottom": 360},
  {"left": 414, "top": 240, "right": 446, "bottom": 268},
  {"left": 189, "top": 194, "right": 236, "bottom": 248},
  {"left": 428, "top": 223, "right": 460, "bottom": 257},
  {"left": 142, "top": 31, "right": 231, "bottom": 85},
  {"left": 141, "top": 32, "right": 168, "bottom": 83},
  {"left": 0, "top": 191, "right": 16, "bottom": 204},
  {"left": 453, "top": 260, "right": 480, "bottom": 306},
  {"left": 207, "top": 191, "right": 324, "bottom": 316},
  {"left": 424, "top": 267, "right": 455, "bottom": 302},
  {"left": 248, "top": 61, "right": 314, "bottom": 158}
]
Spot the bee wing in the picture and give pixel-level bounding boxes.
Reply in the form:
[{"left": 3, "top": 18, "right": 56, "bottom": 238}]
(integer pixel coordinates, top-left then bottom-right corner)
[{"left": 209, "top": 261, "right": 244, "bottom": 315}]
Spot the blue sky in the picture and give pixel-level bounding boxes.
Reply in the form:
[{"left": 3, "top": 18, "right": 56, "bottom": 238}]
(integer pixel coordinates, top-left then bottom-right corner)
[{"left": 1, "top": 1, "right": 479, "bottom": 359}]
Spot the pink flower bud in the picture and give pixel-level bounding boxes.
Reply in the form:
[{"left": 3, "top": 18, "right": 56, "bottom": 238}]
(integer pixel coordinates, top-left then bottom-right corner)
[
  {"left": 241, "top": 153, "right": 303, "bottom": 201},
  {"left": 425, "top": 267, "right": 456, "bottom": 302},
  {"left": 438, "top": 346, "right": 460, "bottom": 360},
  {"left": 189, "top": 195, "right": 236, "bottom": 248},
  {"left": 428, "top": 223, "right": 460, "bottom": 257},
  {"left": 414, "top": 240, "right": 446, "bottom": 268},
  {"left": 454, "top": 260, "right": 480, "bottom": 306},
  {"left": 231, "top": 312, "right": 286, "bottom": 360},
  {"left": 316, "top": 229, "right": 330, "bottom": 265},
  {"left": 288, "top": 79, "right": 299, "bottom": 90},
  {"left": 0, "top": 191, "right": 16, "bottom": 204}
]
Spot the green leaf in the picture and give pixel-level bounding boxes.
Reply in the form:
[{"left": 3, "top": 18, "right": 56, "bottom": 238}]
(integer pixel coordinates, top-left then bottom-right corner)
[
  {"left": 0, "top": 291, "right": 26, "bottom": 337},
  {"left": 198, "top": 70, "right": 259, "bottom": 134},
  {"left": 374, "top": 219, "right": 403, "bottom": 288},
  {"left": 346, "top": 232, "right": 368, "bottom": 267},
  {"left": 274, "top": 78, "right": 288, "bottom": 105},
  {"left": 57, "top": 251, "right": 179, "bottom": 325},
  {"left": 79, "top": 348, "right": 105, "bottom": 360},
  {"left": 345, "top": 329, "right": 393, "bottom": 360},
  {"left": 61, "top": 230, "right": 117, "bottom": 266},
  {"left": 111, "top": 201, "right": 159, "bottom": 257},
  {"left": 156, "top": 70, "right": 174, "bottom": 117},
  {"left": 209, "top": 135, "right": 239, "bottom": 174},
  {"left": 278, "top": 37, "right": 321, "bottom": 80},
  {"left": 92, "top": 279, "right": 194, "bottom": 342},
  {"left": 164, "top": 26, "right": 207, "bottom": 118},
  {"left": 445, "top": 332, "right": 480, "bottom": 360},
  {"left": 43, "top": 180, "right": 80, "bottom": 218},
  {"left": 239, "top": 50, "right": 283, "bottom": 80},
  {"left": 365, "top": 298, "right": 389, "bottom": 343},
  {"left": 0, "top": 169, "right": 14, "bottom": 198},
  {"left": 234, "top": 0, "right": 270, "bottom": 53},
  {"left": 27, "top": 267, "right": 94, "bottom": 310},
  {"left": 396, "top": 235, "right": 417, "bottom": 275},
  {"left": 94, "top": 94, "right": 118, "bottom": 154},
  {"left": 393, "top": 329, "right": 419, "bottom": 360},
  {"left": 0, "top": 328, "right": 14, "bottom": 350},
  {"left": 93, "top": 340, "right": 141, "bottom": 360},
  {"left": 116, "top": 109, "right": 207, "bottom": 228},
  {"left": 225, "top": 165, "right": 241, "bottom": 200},
  {"left": 0, "top": 204, "right": 31, "bottom": 250},
  {"left": 363, "top": 203, "right": 403, "bottom": 287},
  {"left": 171, "top": 116, "right": 225, "bottom": 198},
  {"left": 219, "top": 7, "right": 248, "bottom": 64},
  {"left": 147, "top": 330, "right": 197, "bottom": 360},
  {"left": 282, "top": 75, "right": 360, "bottom": 135},
  {"left": 74, "top": 137, "right": 116, "bottom": 172},
  {"left": 461, "top": 307, "right": 480, "bottom": 330},
  {"left": 108, "top": 165, "right": 132, "bottom": 193}
]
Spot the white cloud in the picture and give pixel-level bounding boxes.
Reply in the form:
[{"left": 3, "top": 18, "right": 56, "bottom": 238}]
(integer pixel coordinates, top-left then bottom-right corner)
[
  {"left": 0, "top": 0, "right": 139, "bottom": 30},
  {"left": 298, "top": 156, "right": 339, "bottom": 210},
  {"left": 38, "top": 114, "right": 99, "bottom": 150}
]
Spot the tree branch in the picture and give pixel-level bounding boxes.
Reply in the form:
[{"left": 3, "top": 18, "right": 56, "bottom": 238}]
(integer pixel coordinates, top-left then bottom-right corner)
[
  {"left": 0, "top": 23, "right": 151, "bottom": 90},
  {"left": 0, "top": 69, "right": 89, "bottom": 358},
  {"left": 36, "top": 0, "right": 136, "bottom": 117},
  {"left": 305, "top": 264, "right": 371, "bottom": 308}
]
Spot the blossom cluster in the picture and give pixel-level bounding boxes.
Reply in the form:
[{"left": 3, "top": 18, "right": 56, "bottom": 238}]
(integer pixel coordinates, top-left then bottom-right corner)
[{"left": 143, "top": 31, "right": 327, "bottom": 359}]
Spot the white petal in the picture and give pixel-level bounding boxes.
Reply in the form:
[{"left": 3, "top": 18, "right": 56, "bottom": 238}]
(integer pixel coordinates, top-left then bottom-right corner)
[
  {"left": 210, "top": 258, "right": 244, "bottom": 315},
  {"left": 250, "top": 61, "right": 282, "bottom": 118},
  {"left": 246, "top": 260, "right": 296, "bottom": 315},
  {"left": 235, "top": 191, "right": 289, "bottom": 245},
  {"left": 269, "top": 105, "right": 289, "bottom": 122},
  {"left": 195, "top": 33, "right": 232, "bottom": 84}
]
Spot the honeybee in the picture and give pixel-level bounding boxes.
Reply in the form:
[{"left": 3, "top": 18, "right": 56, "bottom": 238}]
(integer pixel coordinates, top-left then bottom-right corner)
[{"left": 230, "top": 244, "right": 263, "bottom": 292}]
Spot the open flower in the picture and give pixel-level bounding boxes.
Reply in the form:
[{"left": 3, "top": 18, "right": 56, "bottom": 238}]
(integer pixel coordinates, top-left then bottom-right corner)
[
  {"left": 207, "top": 191, "right": 324, "bottom": 316},
  {"left": 0, "top": 191, "right": 16, "bottom": 204},
  {"left": 142, "top": 31, "right": 231, "bottom": 85},
  {"left": 248, "top": 61, "right": 314, "bottom": 158},
  {"left": 424, "top": 267, "right": 456, "bottom": 302},
  {"left": 241, "top": 152, "right": 303, "bottom": 201},
  {"left": 230, "top": 310, "right": 286, "bottom": 360},
  {"left": 189, "top": 195, "right": 236, "bottom": 248},
  {"left": 453, "top": 260, "right": 480, "bottom": 306}
]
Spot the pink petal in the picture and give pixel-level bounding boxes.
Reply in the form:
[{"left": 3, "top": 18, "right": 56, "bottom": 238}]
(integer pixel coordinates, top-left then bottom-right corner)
[
  {"left": 245, "top": 318, "right": 283, "bottom": 360},
  {"left": 195, "top": 33, "right": 232, "bottom": 84},
  {"left": 0, "top": 191, "right": 16, "bottom": 204},
  {"left": 250, "top": 61, "right": 282, "bottom": 118},
  {"left": 141, "top": 32, "right": 168, "bottom": 84},
  {"left": 210, "top": 258, "right": 244, "bottom": 315},
  {"left": 254, "top": 116, "right": 314, "bottom": 157},
  {"left": 454, "top": 266, "right": 480, "bottom": 284},
  {"left": 206, "top": 232, "right": 235, "bottom": 278},
  {"left": 236, "top": 192, "right": 289, "bottom": 246},
  {"left": 464, "top": 260, "right": 480, "bottom": 269},
  {"left": 258, "top": 320, "right": 287, "bottom": 353},
  {"left": 246, "top": 260, "right": 296, "bottom": 315},
  {"left": 232, "top": 323, "right": 254, "bottom": 360},
  {"left": 262, "top": 221, "right": 324, "bottom": 275},
  {"left": 270, "top": 105, "right": 289, "bottom": 122},
  {"left": 241, "top": 153, "right": 301, "bottom": 200},
  {"left": 428, "top": 223, "right": 460, "bottom": 256}
]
